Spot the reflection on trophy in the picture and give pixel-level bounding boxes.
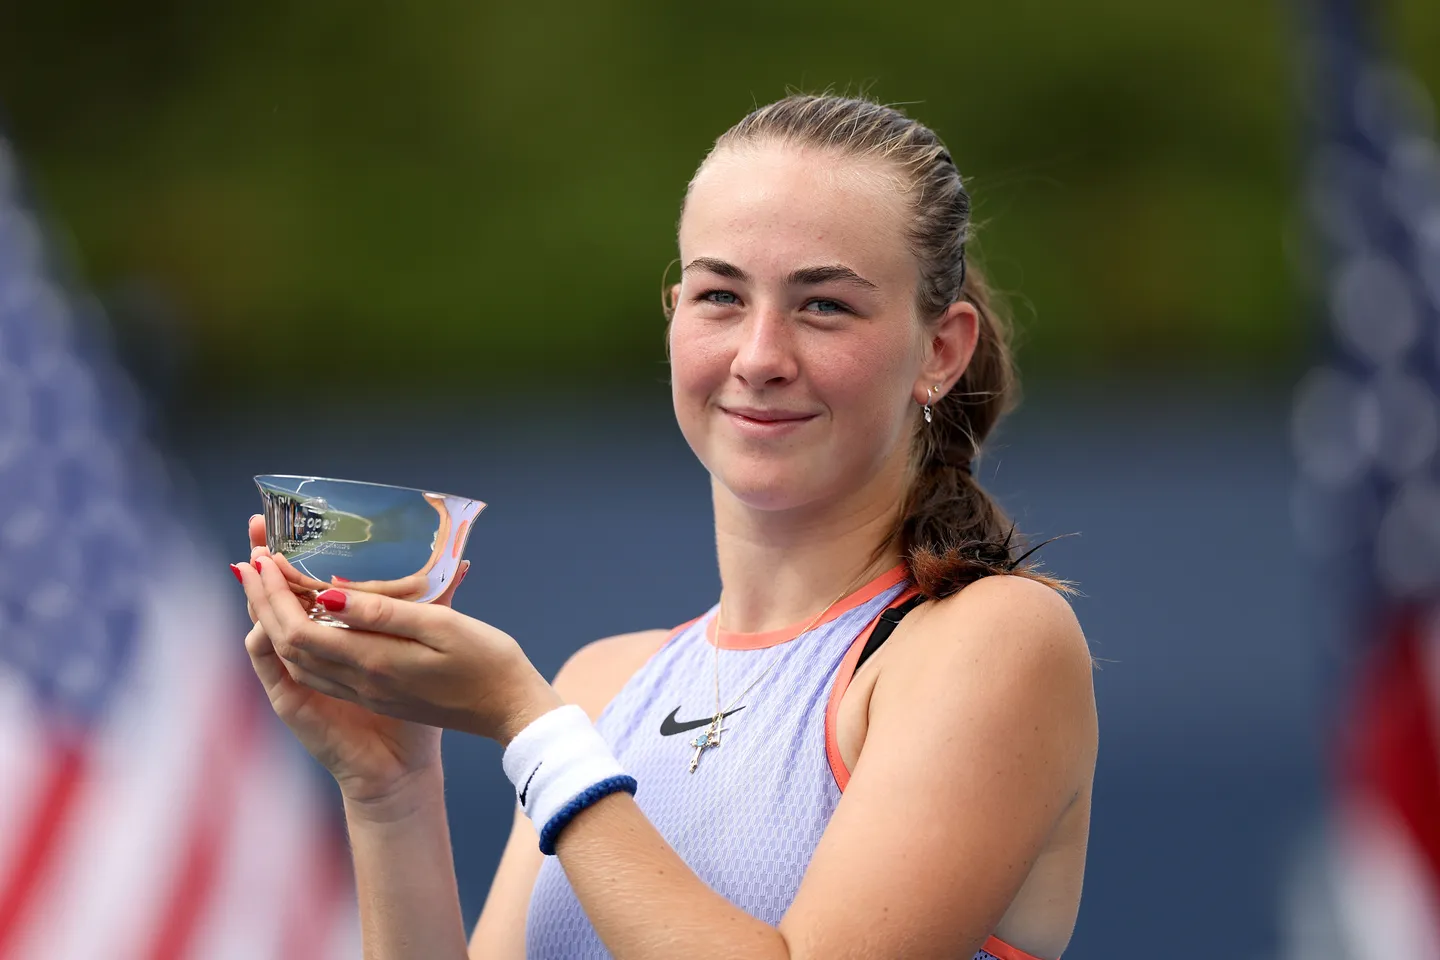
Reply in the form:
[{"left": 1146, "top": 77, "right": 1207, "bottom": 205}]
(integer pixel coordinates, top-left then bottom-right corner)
[{"left": 255, "top": 475, "right": 486, "bottom": 624}]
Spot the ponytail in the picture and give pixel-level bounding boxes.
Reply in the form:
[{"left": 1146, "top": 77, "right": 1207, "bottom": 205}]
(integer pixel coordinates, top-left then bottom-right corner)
[{"left": 886, "top": 259, "right": 1072, "bottom": 599}]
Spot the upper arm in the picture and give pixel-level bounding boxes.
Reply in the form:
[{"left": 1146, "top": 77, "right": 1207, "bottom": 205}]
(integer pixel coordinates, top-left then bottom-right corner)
[
  {"left": 779, "top": 577, "right": 1097, "bottom": 959},
  {"left": 468, "top": 627, "right": 673, "bottom": 960}
]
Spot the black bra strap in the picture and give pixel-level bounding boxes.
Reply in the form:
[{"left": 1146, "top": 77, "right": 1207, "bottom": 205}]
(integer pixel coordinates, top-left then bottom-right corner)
[{"left": 854, "top": 595, "right": 929, "bottom": 673}]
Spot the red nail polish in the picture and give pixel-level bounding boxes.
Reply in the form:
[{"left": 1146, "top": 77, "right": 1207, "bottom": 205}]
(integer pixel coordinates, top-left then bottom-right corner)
[
  {"left": 230, "top": 564, "right": 243, "bottom": 584},
  {"left": 254, "top": 559, "right": 263, "bottom": 574},
  {"left": 315, "top": 589, "right": 347, "bottom": 613},
  {"left": 332, "top": 576, "right": 351, "bottom": 583}
]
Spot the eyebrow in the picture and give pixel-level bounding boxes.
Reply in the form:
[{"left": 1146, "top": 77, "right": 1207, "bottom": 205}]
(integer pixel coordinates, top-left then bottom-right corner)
[{"left": 682, "top": 257, "right": 878, "bottom": 291}]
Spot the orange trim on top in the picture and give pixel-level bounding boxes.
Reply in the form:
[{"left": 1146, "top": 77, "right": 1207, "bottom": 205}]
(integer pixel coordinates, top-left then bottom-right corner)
[
  {"left": 823, "top": 584, "right": 920, "bottom": 791},
  {"left": 661, "top": 615, "right": 703, "bottom": 649},
  {"left": 705, "top": 564, "right": 909, "bottom": 650},
  {"left": 980, "top": 935, "right": 1053, "bottom": 960}
]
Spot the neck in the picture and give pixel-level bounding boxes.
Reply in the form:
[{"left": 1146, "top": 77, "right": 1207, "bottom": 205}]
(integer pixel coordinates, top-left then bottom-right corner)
[{"left": 711, "top": 464, "right": 908, "bottom": 635}]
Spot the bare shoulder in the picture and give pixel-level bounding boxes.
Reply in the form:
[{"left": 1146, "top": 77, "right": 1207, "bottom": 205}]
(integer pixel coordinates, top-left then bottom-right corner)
[
  {"left": 551, "top": 627, "right": 675, "bottom": 721},
  {"left": 863, "top": 573, "right": 1098, "bottom": 823},
  {"left": 937, "top": 574, "right": 1086, "bottom": 661},
  {"left": 879, "top": 575, "right": 1095, "bottom": 720}
]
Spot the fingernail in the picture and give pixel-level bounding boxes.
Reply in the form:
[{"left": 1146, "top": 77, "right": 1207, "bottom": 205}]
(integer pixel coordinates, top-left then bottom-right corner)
[
  {"left": 315, "top": 589, "right": 347, "bottom": 612},
  {"left": 456, "top": 564, "right": 469, "bottom": 588},
  {"left": 332, "top": 576, "right": 352, "bottom": 583},
  {"left": 229, "top": 563, "right": 243, "bottom": 584},
  {"left": 254, "top": 559, "right": 264, "bottom": 574}
]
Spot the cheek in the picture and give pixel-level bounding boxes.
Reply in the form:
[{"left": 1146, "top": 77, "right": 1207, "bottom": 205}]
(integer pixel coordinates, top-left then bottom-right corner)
[
  {"left": 667, "top": 314, "right": 728, "bottom": 447},
  {"left": 669, "top": 313, "right": 736, "bottom": 400},
  {"left": 813, "top": 334, "right": 919, "bottom": 480},
  {"left": 812, "top": 331, "right": 914, "bottom": 422}
]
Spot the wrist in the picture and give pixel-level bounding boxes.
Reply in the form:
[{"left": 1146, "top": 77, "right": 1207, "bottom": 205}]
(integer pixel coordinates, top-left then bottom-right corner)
[
  {"left": 494, "top": 673, "right": 565, "bottom": 748},
  {"left": 341, "top": 762, "right": 446, "bottom": 825},
  {"left": 501, "top": 703, "right": 636, "bottom": 855}
]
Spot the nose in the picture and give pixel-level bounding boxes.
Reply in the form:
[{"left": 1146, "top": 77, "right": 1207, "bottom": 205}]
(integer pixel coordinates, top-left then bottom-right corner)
[{"left": 730, "top": 306, "right": 798, "bottom": 388}]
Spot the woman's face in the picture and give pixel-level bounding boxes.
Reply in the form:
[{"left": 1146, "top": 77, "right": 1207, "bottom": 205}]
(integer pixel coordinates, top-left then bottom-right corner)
[{"left": 669, "top": 144, "right": 928, "bottom": 514}]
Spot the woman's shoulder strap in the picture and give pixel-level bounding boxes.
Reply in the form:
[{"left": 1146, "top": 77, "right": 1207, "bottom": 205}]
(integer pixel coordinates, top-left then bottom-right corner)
[{"left": 852, "top": 594, "right": 929, "bottom": 673}]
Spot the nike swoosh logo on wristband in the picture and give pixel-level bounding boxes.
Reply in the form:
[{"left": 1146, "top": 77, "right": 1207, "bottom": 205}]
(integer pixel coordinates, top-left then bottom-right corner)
[
  {"left": 519, "top": 763, "right": 541, "bottom": 806},
  {"left": 658, "top": 705, "right": 745, "bottom": 737}
]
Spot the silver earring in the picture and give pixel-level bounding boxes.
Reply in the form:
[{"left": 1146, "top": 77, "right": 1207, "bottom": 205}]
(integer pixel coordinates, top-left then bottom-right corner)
[{"left": 923, "top": 386, "right": 934, "bottom": 424}]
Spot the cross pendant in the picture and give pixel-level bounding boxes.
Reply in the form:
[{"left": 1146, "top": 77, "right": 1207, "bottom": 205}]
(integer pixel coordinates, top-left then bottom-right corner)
[{"left": 687, "top": 716, "right": 724, "bottom": 774}]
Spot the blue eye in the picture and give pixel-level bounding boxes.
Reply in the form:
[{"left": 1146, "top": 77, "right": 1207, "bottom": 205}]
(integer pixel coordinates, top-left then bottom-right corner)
[
  {"left": 698, "top": 290, "right": 740, "bottom": 305},
  {"left": 806, "top": 298, "right": 849, "bottom": 315}
]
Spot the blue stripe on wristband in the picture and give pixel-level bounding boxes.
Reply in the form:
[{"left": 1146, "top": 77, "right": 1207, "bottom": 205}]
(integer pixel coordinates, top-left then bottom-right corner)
[{"left": 537, "top": 774, "right": 638, "bottom": 856}]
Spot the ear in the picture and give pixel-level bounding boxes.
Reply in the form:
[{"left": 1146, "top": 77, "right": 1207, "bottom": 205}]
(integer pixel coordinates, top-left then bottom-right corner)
[
  {"left": 913, "top": 300, "right": 979, "bottom": 404},
  {"left": 668, "top": 282, "right": 681, "bottom": 315}
]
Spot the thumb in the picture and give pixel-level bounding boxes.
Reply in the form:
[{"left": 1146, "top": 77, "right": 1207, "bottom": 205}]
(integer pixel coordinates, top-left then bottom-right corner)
[
  {"left": 249, "top": 514, "right": 267, "bottom": 553},
  {"left": 433, "top": 561, "right": 470, "bottom": 609}
]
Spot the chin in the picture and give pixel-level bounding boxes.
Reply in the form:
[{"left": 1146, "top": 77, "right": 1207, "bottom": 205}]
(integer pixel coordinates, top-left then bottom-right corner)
[{"left": 713, "top": 458, "right": 827, "bottom": 512}]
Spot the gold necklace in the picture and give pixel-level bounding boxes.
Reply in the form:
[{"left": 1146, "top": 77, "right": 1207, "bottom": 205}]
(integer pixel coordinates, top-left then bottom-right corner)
[{"left": 686, "top": 561, "right": 883, "bottom": 774}]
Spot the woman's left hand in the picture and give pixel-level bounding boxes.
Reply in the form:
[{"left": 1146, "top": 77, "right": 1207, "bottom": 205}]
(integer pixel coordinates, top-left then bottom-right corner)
[{"left": 240, "top": 569, "right": 563, "bottom": 746}]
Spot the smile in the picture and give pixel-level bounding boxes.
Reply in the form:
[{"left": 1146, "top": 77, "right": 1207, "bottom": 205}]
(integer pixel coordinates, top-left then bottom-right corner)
[{"left": 720, "top": 408, "right": 818, "bottom": 435}]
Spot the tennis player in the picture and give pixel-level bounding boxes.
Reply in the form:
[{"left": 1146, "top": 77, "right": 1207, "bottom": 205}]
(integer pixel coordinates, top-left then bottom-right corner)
[{"left": 236, "top": 94, "right": 1097, "bottom": 959}]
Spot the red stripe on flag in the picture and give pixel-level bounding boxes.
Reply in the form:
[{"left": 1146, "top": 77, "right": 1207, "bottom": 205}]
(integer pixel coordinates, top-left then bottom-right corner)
[
  {"left": 0, "top": 740, "right": 87, "bottom": 955},
  {"left": 1344, "top": 606, "right": 1440, "bottom": 914},
  {"left": 145, "top": 681, "right": 262, "bottom": 960}
]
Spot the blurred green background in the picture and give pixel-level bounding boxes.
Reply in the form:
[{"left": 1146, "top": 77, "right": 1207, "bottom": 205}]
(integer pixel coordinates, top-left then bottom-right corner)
[{"left": 4, "top": 2, "right": 1436, "bottom": 403}]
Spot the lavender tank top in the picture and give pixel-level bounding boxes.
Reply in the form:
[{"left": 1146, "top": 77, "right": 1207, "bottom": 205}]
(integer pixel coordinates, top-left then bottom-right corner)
[{"left": 524, "top": 569, "right": 1029, "bottom": 960}]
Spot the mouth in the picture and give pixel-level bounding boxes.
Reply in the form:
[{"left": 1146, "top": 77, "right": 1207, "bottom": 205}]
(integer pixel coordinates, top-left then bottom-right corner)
[
  {"left": 719, "top": 406, "right": 819, "bottom": 432},
  {"left": 720, "top": 407, "right": 817, "bottom": 423}
]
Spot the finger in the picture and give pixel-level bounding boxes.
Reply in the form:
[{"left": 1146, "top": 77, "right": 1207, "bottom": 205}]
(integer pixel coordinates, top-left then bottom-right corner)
[
  {"left": 242, "top": 561, "right": 348, "bottom": 688},
  {"left": 230, "top": 564, "right": 257, "bottom": 626},
  {"left": 254, "top": 560, "right": 388, "bottom": 674},
  {"left": 286, "top": 659, "right": 365, "bottom": 704},
  {"left": 431, "top": 561, "right": 470, "bottom": 609},
  {"left": 265, "top": 622, "right": 378, "bottom": 691},
  {"left": 316, "top": 571, "right": 426, "bottom": 599},
  {"left": 253, "top": 556, "right": 327, "bottom": 662},
  {"left": 245, "top": 560, "right": 332, "bottom": 658},
  {"left": 308, "top": 586, "right": 453, "bottom": 646},
  {"left": 249, "top": 514, "right": 266, "bottom": 551},
  {"left": 263, "top": 550, "right": 320, "bottom": 588},
  {"left": 239, "top": 560, "right": 290, "bottom": 665},
  {"left": 244, "top": 621, "right": 292, "bottom": 692}
]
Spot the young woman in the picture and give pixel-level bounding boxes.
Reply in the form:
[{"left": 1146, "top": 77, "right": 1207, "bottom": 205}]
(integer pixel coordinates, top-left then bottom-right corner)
[{"left": 235, "top": 94, "right": 1098, "bottom": 960}]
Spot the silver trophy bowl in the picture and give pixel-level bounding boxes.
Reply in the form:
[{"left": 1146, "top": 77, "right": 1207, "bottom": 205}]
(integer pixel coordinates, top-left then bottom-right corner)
[{"left": 255, "top": 475, "right": 485, "bottom": 624}]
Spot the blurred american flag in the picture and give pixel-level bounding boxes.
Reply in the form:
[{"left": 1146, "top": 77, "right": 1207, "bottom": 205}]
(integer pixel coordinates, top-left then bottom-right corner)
[
  {"left": 0, "top": 131, "right": 358, "bottom": 957},
  {"left": 1289, "top": 0, "right": 1440, "bottom": 956}
]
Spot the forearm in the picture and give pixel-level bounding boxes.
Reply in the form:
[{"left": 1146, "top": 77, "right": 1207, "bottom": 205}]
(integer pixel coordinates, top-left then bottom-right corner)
[
  {"left": 554, "top": 792, "right": 791, "bottom": 960},
  {"left": 344, "top": 766, "right": 470, "bottom": 960}
]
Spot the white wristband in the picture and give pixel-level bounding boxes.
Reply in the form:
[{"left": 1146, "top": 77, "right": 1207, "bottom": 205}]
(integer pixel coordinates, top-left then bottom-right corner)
[{"left": 501, "top": 704, "right": 635, "bottom": 855}]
